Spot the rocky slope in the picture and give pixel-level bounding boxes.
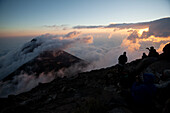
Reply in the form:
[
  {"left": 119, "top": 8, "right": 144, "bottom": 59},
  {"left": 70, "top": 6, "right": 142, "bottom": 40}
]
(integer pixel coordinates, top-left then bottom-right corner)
[{"left": 0, "top": 56, "right": 170, "bottom": 113}]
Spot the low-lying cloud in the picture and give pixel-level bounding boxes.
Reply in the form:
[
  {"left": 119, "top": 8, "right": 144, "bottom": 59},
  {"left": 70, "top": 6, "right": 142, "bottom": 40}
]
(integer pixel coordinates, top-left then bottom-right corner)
[{"left": 0, "top": 72, "right": 55, "bottom": 97}]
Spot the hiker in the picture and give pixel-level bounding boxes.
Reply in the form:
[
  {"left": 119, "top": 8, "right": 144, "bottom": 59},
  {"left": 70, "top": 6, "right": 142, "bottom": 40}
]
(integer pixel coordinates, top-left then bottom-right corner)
[
  {"left": 142, "top": 53, "right": 147, "bottom": 59},
  {"left": 159, "top": 43, "right": 170, "bottom": 60},
  {"left": 146, "top": 46, "right": 159, "bottom": 58},
  {"left": 131, "top": 73, "right": 156, "bottom": 112},
  {"left": 118, "top": 52, "right": 128, "bottom": 65}
]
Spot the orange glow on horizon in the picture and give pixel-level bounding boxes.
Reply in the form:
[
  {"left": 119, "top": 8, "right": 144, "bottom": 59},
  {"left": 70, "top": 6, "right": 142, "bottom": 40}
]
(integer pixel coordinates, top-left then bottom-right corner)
[{"left": 0, "top": 27, "right": 129, "bottom": 38}]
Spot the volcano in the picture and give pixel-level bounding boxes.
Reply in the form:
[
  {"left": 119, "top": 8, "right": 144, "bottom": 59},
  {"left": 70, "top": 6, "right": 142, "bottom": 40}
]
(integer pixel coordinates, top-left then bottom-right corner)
[{"left": 3, "top": 50, "right": 86, "bottom": 81}]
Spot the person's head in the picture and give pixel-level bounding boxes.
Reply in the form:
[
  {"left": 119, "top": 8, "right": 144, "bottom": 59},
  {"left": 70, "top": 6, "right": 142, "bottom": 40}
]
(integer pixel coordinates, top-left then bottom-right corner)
[
  {"left": 163, "top": 43, "right": 170, "bottom": 54},
  {"left": 123, "top": 52, "right": 126, "bottom": 55},
  {"left": 150, "top": 46, "right": 154, "bottom": 50},
  {"left": 143, "top": 73, "right": 155, "bottom": 84}
]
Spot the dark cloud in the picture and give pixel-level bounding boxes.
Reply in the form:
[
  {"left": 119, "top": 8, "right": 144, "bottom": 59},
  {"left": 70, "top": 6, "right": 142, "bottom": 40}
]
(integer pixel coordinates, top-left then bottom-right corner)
[
  {"left": 73, "top": 25, "right": 104, "bottom": 29},
  {"left": 141, "top": 18, "right": 170, "bottom": 38},
  {"left": 105, "top": 23, "right": 149, "bottom": 29},
  {"left": 43, "top": 24, "right": 69, "bottom": 30},
  {"left": 127, "top": 30, "right": 139, "bottom": 43},
  {"left": 73, "top": 22, "right": 149, "bottom": 29},
  {"left": 126, "top": 17, "right": 170, "bottom": 43}
]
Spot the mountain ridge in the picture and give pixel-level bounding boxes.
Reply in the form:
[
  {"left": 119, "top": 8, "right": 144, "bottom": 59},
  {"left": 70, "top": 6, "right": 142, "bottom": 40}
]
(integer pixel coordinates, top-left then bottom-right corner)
[{"left": 2, "top": 50, "right": 86, "bottom": 81}]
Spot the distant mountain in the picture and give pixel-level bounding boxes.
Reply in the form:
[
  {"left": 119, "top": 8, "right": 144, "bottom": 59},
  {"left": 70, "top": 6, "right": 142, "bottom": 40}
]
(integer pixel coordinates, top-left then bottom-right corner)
[{"left": 3, "top": 50, "right": 86, "bottom": 81}]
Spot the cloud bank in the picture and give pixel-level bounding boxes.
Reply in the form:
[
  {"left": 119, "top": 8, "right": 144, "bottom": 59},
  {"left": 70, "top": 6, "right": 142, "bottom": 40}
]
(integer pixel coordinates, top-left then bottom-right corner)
[
  {"left": 74, "top": 17, "right": 170, "bottom": 38},
  {"left": 0, "top": 72, "right": 55, "bottom": 97}
]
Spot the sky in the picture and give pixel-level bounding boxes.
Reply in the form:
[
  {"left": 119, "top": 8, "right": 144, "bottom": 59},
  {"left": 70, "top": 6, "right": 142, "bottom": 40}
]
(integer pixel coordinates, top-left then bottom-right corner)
[{"left": 0, "top": 0, "right": 170, "bottom": 37}]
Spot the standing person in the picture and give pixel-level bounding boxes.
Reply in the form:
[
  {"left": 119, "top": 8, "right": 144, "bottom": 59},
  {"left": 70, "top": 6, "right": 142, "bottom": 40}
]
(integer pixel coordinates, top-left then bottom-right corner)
[{"left": 118, "top": 52, "right": 128, "bottom": 65}]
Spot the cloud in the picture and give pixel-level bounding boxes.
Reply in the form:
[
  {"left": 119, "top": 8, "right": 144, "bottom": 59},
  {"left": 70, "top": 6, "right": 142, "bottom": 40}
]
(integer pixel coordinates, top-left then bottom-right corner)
[
  {"left": 66, "top": 44, "right": 106, "bottom": 62},
  {"left": 0, "top": 61, "right": 89, "bottom": 98},
  {"left": 118, "top": 18, "right": 170, "bottom": 52},
  {"left": 73, "top": 17, "right": 170, "bottom": 39},
  {"left": 140, "top": 18, "right": 170, "bottom": 38},
  {"left": 43, "top": 24, "right": 70, "bottom": 30},
  {"left": 105, "top": 23, "right": 149, "bottom": 29},
  {"left": 127, "top": 30, "right": 139, "bottom": 43},
  {"left": 0, "top": 72, "right": 55, "bottom": 97},
  {"left": 79, "top": 35, "right": 93, "bottom": 44},
  {"left": 73, "top": 25, "right": 104, "bottom": 29},
  {"left": 121, "top": 38, "right": 141, "bottom": 52},
  {"left": 64, "top": 31, "right": 81, "bottom": 38},
  {"left": 73, "top": 21, "right": 150, "bottom": 29}
]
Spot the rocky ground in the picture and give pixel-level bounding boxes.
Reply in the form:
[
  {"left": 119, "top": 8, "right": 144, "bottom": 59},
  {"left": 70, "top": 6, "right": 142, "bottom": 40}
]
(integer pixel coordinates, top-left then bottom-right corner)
[{"left": 0, "top": 57, "right": 170, "bottom": 113}]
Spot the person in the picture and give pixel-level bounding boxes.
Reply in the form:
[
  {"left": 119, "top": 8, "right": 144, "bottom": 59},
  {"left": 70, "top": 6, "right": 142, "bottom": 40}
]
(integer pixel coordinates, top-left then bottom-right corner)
[
  {"left": 142, "top": 53, "right": 147, "bottom": 59},
  {"left": 118, "top": 52, "right": 128, "bottom": 65},
  {"left": 131, "top": 73, "right": 157, "bottom": 112},
  {"left": 159, "top": 43, "right": 170, "bottom": 60},
  {"left": 146, "top": 46, "right": 159, "bottom": 58}
]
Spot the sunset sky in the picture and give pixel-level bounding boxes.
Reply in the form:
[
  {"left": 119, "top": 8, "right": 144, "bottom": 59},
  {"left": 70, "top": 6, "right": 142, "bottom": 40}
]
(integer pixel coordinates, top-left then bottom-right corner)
[{"left": 0, "top": 0, "right": 170, "bottom": 37}]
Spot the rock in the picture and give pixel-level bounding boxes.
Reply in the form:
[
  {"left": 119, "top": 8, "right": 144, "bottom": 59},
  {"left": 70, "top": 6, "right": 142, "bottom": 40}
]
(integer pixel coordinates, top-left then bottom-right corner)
[
  {"left": 108, "top": 107, "right": 132, "bottom": 113},
  {"left": 104, "top": 85, "right": 117, "bottom": 92},
  {"left": 61, "top": 86, "right": 66, "bottom": 92}
]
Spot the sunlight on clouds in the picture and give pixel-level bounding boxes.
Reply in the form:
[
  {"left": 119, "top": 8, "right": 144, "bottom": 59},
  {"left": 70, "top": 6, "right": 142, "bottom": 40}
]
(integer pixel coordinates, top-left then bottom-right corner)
[
  {"left": 140, "top": 35, "right": 170, "bottom": 43},
  {"left": 121, "top": 38, "right": 141, "bottom": 52},
  {"left": 137, "top": 27, "right": 149, "bottom": 37},
  {"left": 82, "top": 35, "right": 93, "bottom": 44}
]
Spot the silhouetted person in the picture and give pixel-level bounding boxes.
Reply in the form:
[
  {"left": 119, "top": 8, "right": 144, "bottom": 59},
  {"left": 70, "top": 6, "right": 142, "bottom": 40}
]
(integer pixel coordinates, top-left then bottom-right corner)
[
  {"left": 142, "top": 53, "right": 147, "bottom": 59},
  {"left": 118, "top": 52, "right": 127, "bottom": 65},
  {"left": 159, "top": 43, "right": 170, "bottom": 60},
  {"left": 146, "top": 46, "right": 159, "bottom": 57}
]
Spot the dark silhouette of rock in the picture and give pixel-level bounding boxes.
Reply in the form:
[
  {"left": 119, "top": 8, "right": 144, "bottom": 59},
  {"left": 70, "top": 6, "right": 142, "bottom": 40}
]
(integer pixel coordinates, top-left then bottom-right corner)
[{"left": 118, "top": 52, "right": 128, "bottom": 65}]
